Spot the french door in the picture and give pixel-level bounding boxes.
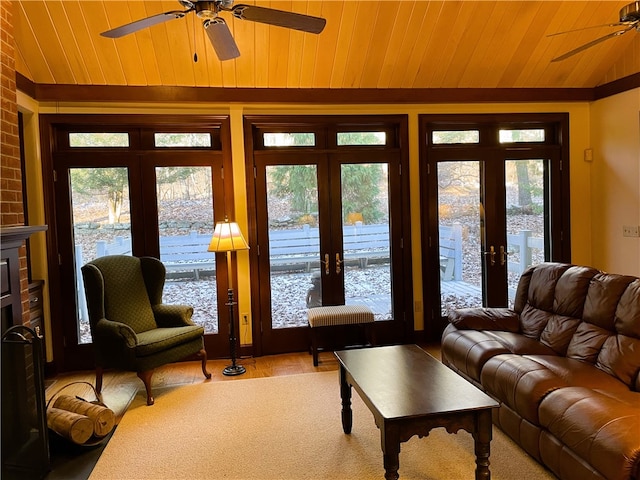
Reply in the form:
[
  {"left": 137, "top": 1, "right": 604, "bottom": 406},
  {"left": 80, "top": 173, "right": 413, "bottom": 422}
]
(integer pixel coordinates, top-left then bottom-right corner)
[
  {"left": 419, "top": 114, "right": 570, "bottom": 339},
  {"left": 41, "top": 116, "right": 233, "bottom": 371},
  {"left": 246, "top": 116, "right": 413, "bottom": 356}
]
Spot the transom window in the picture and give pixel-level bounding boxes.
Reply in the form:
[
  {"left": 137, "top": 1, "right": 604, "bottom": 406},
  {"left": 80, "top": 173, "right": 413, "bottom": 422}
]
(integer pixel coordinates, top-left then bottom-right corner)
[
  {"left": 154, "top": 133, "right": 212, "bottom": 147},
  {"left": 337, "top": 131, "right": 386, "bottom": 145},
  {"left": 263, "top": 132, "right": 316, "bottom": 147},
  {"left": 432, "top": 130, "right": 480, "bottom": 144},
  {"left": 499, "top": 129, "right": 545, "bottom": 143},
  {"left": 69, "top": 132, "right": 129, "bottom": 147}
]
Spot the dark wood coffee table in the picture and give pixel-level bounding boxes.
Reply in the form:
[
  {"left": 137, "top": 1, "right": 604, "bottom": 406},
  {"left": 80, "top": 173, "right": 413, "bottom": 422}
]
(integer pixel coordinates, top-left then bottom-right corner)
[{"left": 335, "top": 344, "right": 499, "bottom": 480}]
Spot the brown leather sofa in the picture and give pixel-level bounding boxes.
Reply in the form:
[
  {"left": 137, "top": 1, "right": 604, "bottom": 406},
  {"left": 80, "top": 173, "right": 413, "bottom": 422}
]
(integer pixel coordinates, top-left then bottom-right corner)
[{"left": 441, "top": 262, "right": 640, "bottom": 480}]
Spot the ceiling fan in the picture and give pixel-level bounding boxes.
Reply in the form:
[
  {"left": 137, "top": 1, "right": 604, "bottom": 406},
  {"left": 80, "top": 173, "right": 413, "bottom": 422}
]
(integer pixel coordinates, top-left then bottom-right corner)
[
  {"left": 101, "top": 0, "right": 326, "bottom": 61},
  {"left": 549, "top": 1, "right": 639, "bottom": 62}
]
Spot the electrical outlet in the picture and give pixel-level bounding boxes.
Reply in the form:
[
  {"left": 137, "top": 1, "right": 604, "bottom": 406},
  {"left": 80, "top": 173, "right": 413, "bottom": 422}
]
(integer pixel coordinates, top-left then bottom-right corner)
[
  {"left": 622, "top": 225, "right": 640, "bottom": 237},
  {"left": 242, "top": 314, "right": 249, "bottom": 325}
]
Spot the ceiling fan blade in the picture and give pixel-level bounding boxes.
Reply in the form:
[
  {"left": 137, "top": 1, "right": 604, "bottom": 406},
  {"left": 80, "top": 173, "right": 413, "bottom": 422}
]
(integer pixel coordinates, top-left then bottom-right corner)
[
  {"left": 547, "top": 21, "right": 635, "bottom": 37},
  {"left": 229, "top": 4, "right": 326, "bottom": 34},
  {"left": 551, "top": 25, "right": 635, "bottom": 62},
  {"left": 101, "top": 10, "right": 190, "bottom": 38},
  {"left": 204, "top": 18, "right": 240, "bottom": 61}
]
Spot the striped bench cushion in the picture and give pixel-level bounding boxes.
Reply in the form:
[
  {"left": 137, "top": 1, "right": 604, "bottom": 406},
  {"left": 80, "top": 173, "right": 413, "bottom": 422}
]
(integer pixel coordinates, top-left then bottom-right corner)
[{"left": 307, "top": 305, "right": 374, "bottom": 328}]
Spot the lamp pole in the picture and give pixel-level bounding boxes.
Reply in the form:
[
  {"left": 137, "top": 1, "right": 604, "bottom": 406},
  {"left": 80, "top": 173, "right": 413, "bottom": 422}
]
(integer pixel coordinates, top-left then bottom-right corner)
[
  {"left": 223, "top": 250, "right": 245, "bottom": 376},
  {"left": 208, "top": 219, "right": 249, "bottom": 376}
]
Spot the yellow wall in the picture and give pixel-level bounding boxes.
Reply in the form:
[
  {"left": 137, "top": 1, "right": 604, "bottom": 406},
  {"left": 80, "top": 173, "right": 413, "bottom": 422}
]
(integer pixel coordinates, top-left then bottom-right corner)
[
  {"left": 17, "top": 96, "right": 615, "bottom": 349},
  {"left": 590, "top": 88, "right": 640, "bottom": 276}
]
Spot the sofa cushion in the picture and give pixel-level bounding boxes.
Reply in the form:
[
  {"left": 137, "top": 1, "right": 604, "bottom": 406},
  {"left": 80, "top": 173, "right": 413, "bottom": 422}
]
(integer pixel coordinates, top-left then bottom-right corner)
[
  {"left": 441, "top": 325, "right": 511, "bottom": 383},
  {"left": 480, "top": 354, "right": 631, "bottom": 425},
  {"left": 539, "top": 387, "right": 640, "bottom": 480},
  {"left": 480, "top": 354, "right": 568, "bottom": 424},
  {"left": 539, "top": 314, "right": 581, "bottom": 355},
  {"left": 553, "top": 265, "right": 598, "bottom": 318},
  {"left": 566, "top": 322, "right": 611, "bottom": 363},
  {"left": 524, "top": 355, "right": 632, "bottom": 394},
  {"left": 602, "top": 279, "right": 640, "bottom": 390},
  {"left": 596, "top": 334, "right": 640, "bottom": 389},
  {"left": 527, "top": 263, "right": 572, "bottom": 312},
  {"left": 486, "top": 331, "right": 558, "bottom": 356},
  {"left": 583, "top": 273, "right": 635, "bottom": 329},
  {"left": 519, "top": 303, "right": 553, "bottom": 339}
]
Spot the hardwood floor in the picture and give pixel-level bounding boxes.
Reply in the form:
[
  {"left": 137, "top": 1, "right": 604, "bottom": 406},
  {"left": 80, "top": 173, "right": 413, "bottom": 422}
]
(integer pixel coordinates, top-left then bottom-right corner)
[
  {"left": 44, "top": 343, "right": 441, "bottom": 479},
  {"left": 46, "top": 344, "right": 441, "bottom": 420}
]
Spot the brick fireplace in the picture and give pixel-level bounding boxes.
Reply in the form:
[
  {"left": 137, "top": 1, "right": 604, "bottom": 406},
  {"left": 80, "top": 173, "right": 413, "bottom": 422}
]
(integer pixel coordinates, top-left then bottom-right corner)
[{"left": 1, "top": 0, "right": 30, "bottom": 327}]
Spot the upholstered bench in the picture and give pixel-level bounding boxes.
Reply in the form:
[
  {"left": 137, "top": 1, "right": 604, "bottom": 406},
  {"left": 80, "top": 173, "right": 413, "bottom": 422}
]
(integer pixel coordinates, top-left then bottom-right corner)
[{"left": 307, "top": 305, "right": 375, "bottom": 366}]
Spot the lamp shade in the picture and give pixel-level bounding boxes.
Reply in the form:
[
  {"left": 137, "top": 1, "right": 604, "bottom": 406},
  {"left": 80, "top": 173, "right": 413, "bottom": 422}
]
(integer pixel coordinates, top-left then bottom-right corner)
[{"left": 207, "top": 220, "right": 249, "bottom": 253}]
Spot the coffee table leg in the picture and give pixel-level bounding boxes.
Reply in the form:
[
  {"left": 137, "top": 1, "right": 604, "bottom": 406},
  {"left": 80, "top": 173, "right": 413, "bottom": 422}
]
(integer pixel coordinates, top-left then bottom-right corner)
[
  {"left": 382, "top": 426, "right": 400, "bottom": 480},
  {"left": 473, "top": 410, "right": 492, "bottom": 480},
  {"left": 383, "top": 451, "right": 400, "bottom": 480},
  {"left": 339, "top": 365, "right": 353, "bottom": 434}
]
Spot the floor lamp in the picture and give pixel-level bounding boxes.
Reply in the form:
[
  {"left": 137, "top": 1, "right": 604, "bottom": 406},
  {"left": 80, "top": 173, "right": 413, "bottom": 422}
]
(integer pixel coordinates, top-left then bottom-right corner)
[{"left": 208, "top": 219, "right": 249, "bottom": 376}]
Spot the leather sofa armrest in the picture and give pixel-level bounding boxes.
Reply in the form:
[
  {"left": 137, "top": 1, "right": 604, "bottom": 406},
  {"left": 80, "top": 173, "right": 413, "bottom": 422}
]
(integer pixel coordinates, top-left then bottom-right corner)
[
  {"left": 448, "top": 307, "right": 520, "bottom": 332},
  {"left": 153, "top": 304, "right": 195, "bottom": 327}
]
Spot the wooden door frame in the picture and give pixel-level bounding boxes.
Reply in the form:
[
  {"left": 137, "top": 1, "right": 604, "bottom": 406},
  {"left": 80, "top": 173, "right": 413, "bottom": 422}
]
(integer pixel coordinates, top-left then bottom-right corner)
[
  {"left": 39, "top": 114, "right": 234, "bottom": 373},
  {"left": 419, "top": 113, "right": 571, "bottom": 341},
  {"left": 244, "top": 114, "right": 414, "bottom": 357}
]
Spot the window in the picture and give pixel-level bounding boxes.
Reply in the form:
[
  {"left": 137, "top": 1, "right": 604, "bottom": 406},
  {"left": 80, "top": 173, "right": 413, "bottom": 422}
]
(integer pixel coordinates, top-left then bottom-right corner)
[
  {"left": 263, "top": 133, "right": 315, "bottom": 147},
  {"left": 154, "top": 133, "right": 212, "bottom": 147},
  {"left": 499, "top": 129, "right": 545, "bottom": 143},
  {"left": 337, "top": 131, "right": 386, "bottom": 146},
  {"left": 69, "top": 133, "right": 129, "bottom": 147},
  {"left": 432, "top": 130, "right": 479, "bottom": 144}
]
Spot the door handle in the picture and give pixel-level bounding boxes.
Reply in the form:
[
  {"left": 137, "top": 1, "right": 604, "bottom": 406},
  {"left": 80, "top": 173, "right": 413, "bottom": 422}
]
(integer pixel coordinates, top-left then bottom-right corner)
[
  {"left": 483, "top": 245, "right": 496, "bottom": 266},
  {"left": 336, "top": 253, "right": 343, "bottom": 274},
  {"left": 500, "top": 245, "right": 509, "bottom": 266},
  {"left": 321, "top": 253, "right": 330, "bottom": 275}
]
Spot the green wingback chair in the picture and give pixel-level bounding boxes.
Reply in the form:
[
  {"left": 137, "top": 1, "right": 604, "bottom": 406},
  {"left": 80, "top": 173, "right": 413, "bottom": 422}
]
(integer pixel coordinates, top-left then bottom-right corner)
[{"left": 81, "top": 255, "right": 211, "bottom": 405}]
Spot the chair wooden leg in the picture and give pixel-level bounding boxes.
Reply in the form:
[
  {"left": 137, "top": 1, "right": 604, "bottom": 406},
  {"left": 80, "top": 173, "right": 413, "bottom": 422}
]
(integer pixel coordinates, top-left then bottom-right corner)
[
  {"left": 137, "top": 370, "right": 155, "bottom": 406},
  {"left": 198, "top": 348, "right": 212, "bottom": 379},
  {"left": 95, "top": 366, "right": 104, "bottom": 394}
]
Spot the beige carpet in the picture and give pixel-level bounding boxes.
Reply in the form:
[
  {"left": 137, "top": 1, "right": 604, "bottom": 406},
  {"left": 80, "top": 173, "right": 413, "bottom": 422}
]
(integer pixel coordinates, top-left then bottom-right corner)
[{"left": 89, "top": 371, "right": 557, "bottom": 480}]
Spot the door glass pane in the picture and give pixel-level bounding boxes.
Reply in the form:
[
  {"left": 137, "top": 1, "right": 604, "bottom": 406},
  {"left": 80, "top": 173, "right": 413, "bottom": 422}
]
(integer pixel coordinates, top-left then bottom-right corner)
[
  {"left": 266, "top": 165, "right": 320, "bottom": 328},
  {"left": 505, "top": 159, "right": 547, "bottom": 307},
  {"left": 156, "top": 167, "right": 217, "bottom": 333},
  {"left": 341, "top": 164, "right": 392, "bottom": 320},
  {"left": 437, "top": 161, "right": 483, "bottom": 316},
  {"left": 70, "top": 167, "right": 132, "bottom": 344}
]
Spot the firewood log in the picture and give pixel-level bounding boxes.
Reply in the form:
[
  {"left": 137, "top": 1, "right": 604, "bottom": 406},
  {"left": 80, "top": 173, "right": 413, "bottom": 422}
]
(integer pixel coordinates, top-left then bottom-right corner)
[
  {"left": 52, "top": 394, "right": 115, "bottom": 437},
  {"left": 47, "top": 407, "right": 93, "bottom": 445}
]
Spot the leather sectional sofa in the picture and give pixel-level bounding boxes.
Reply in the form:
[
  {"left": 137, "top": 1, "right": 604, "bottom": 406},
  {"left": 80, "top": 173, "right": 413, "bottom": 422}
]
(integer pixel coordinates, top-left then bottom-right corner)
[{"left": 441, "top": 262, "right": 640, "bottom": 480}]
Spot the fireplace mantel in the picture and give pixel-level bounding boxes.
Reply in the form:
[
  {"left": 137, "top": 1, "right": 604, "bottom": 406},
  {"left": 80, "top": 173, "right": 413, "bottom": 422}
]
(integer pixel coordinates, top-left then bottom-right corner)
[
  {"left": 0, "top": 225, "right": 47, "bottom": 247},
  {"left": 1, "top": 225, "right": 48, "bottom": 331}
]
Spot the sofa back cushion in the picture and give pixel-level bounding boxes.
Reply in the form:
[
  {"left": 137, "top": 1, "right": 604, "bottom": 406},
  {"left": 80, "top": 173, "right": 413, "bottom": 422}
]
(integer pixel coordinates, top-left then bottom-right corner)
[
  {"left": 517, "top": 264, "right": 640, "bottom": 386},
  {"left": 595, "top": 279, "right": 640, "bottom": 389},
  {"left": 518, "top": 264, "right": 595, "bottom": 351},
  {"left": 566, "top": 273, "right": 634, "bottom": 356}
]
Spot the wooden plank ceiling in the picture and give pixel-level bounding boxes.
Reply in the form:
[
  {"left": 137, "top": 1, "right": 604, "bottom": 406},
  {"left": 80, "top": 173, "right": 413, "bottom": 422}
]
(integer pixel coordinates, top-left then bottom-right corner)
[{"left": 13, "top": 1, "right": 640, "bottom": 90}]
